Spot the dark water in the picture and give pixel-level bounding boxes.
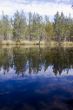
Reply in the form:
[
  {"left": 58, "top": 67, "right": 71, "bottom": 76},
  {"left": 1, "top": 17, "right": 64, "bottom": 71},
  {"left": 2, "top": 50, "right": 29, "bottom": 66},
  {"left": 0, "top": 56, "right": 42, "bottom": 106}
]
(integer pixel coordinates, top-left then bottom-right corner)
[{"left": 0, "top": 47, "right": 73, "bottom": 110}]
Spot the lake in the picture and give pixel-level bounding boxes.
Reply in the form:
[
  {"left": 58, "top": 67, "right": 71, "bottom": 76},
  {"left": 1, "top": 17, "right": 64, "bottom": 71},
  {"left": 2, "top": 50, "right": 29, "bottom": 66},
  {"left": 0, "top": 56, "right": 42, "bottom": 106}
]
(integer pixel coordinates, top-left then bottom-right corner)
[{"left": 0, "top": 46, "right": 73, "bottom": 110}]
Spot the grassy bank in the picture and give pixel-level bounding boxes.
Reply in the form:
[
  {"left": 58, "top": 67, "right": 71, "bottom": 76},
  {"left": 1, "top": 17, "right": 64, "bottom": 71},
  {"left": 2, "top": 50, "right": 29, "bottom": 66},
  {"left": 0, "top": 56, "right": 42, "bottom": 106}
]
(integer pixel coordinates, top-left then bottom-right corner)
[
  {"left": 0, "top": 40, "right": 73, "bottom": 47},
  {"left": 0, "top": 40, "right": 45, "bottom": 45}
]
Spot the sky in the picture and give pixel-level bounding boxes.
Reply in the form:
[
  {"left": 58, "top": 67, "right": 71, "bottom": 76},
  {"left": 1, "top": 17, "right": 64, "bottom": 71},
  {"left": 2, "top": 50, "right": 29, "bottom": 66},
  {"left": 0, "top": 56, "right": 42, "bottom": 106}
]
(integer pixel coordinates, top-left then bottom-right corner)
[{"left": 0, "top": 0, "right": 73, "bottom": 20}]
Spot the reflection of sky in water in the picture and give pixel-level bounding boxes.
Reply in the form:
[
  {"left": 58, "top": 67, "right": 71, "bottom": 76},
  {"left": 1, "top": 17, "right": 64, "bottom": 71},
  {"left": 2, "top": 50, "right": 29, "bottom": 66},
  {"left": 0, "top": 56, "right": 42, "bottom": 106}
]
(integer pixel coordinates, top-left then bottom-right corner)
[
  {"left": 0, "top": 65, "right": 73, "bottom": 79},
  {"left": 0, "top": 76, "right": 73, "bottom": 110}
]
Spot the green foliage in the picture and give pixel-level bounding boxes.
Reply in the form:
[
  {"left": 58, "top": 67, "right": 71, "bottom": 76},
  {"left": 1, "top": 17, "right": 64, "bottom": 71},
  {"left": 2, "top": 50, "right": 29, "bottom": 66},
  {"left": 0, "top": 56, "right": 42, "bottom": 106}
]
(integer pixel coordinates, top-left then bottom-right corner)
[
  {"left": 13, "top": 11, "right": 27, "bottom": 41},
  {"left": 0, "top": 11, "right": 73, "bottom": 42},
  {"left": 0, "top": 14, "right": 11, "bottom": 40},
  {"left": 54, "top": 12, "right": 73, "bottom": 41},
  {"left": 45, "top": 20, "right": 54, "bottom": 40}
]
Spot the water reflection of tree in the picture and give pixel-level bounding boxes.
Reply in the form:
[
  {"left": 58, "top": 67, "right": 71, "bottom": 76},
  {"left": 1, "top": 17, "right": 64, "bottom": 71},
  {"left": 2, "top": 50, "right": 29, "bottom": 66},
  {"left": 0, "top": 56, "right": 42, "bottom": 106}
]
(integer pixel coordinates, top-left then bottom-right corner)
[
  {"left": 0, "top": 47, "right": 73, "bottom": 76},
  {"left": 13, "top": 48, "right": 28, "bottom": 76},
  {"left": 27, "top": 48, "right": 42, "bottom": 74},
  {"left": 0, "top": 48, "right": 13, "bottom": 74},
  {"left": 52, "top": 48, "right": 73, "bottom": 75}
]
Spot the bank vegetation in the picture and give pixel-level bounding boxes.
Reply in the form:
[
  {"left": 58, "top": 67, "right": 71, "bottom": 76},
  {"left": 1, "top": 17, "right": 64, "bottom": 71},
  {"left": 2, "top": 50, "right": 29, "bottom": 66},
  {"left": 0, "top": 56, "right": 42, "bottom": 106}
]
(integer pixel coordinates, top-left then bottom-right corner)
[{"left": 0, "top": 11, "right": 73, "bottom": 46}]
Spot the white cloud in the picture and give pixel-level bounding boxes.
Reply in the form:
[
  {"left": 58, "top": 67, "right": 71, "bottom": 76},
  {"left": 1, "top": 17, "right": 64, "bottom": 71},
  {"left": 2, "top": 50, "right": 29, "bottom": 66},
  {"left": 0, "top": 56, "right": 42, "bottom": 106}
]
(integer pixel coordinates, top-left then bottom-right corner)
[{"left": 0, "top": 0, "right": 73, "bottom": 20}]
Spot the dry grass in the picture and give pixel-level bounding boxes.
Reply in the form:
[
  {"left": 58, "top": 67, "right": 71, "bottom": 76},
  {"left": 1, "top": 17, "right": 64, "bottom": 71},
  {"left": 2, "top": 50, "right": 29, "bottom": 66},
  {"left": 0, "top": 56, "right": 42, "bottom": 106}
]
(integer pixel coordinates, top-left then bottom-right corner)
[
  {"left": 0, "top": 40, "right": 73, "bottom": 48},
  {"left": 0, "top": 40, "right": 45, "bottom": 45}
]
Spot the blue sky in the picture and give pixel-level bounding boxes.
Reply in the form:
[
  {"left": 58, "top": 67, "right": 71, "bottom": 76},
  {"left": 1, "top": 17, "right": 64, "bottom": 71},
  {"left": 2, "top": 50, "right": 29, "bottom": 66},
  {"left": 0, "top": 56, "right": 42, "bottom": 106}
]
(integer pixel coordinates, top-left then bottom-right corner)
[{"left": 0, "top": 0, "right": 73, "bottom": 20}]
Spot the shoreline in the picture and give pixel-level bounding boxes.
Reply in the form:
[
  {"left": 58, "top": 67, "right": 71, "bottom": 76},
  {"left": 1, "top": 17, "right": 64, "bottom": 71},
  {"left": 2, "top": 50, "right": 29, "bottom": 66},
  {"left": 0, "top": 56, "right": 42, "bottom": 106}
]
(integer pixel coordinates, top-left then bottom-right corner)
[{"left": 0, "top": 40, "right": 73, "bottom": 47}]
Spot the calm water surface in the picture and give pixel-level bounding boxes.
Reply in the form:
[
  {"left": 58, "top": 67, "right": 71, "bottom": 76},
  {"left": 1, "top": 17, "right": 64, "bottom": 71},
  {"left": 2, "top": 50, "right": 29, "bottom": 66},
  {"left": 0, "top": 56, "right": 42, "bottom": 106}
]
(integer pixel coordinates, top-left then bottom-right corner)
[{"left": 0, "top": 47, "right": 73, "bottom": 110}]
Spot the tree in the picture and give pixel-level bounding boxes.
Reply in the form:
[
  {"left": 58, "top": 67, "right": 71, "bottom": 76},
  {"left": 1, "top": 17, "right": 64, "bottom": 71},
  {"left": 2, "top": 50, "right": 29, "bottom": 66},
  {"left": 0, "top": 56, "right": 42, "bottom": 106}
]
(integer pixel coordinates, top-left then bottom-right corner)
[
  {"left": 0, "top": 14, "right": 11, "bottom": 40},
  {"left": 28, "top": 13, "right": 44, "bottom": 41},
  {"left": 54, "top": 12, "right": 62, "bottom": 41},
  {"left": 45, "top": 16, "right": 54, "bottom": 41},
  {"left": 13, "top": 11, "right": 27, "bottom": 41}
]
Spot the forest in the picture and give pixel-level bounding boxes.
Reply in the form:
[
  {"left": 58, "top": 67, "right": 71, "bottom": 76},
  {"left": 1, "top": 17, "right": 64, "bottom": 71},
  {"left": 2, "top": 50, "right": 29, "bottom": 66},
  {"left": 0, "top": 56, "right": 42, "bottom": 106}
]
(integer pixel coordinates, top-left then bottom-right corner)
[{"left": 0, "top": 11, "right": 73, "bottom": 43}]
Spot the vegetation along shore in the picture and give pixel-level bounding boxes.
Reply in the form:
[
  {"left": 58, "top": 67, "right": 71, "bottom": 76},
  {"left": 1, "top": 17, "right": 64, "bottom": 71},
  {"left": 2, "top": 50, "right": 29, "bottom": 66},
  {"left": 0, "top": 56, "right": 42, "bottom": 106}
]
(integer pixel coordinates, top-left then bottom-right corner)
[{"left": 0, "top": 11, "right": 73, "bottom": 47}]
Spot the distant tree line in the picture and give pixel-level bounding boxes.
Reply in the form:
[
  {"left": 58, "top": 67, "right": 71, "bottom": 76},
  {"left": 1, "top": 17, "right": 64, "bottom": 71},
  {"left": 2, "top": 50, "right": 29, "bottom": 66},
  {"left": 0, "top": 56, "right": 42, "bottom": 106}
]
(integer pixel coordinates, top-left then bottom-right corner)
[{"left": 0, "top": 11, "right": 73, "bottom": 42}]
